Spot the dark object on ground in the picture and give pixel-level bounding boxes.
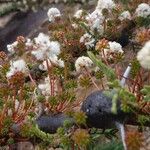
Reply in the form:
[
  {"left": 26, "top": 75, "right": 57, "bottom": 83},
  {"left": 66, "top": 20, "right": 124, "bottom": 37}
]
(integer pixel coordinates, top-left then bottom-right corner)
[
  {"left": 114, "top": 21, "right": 136, "bottom": 47},
  {"left": 36, "top": 113, "right": 74, "bottom": 133},
  {"left": 11, "top": 113, "right": 74, "bottom": 135},
  {"left": 11, "top": 91, "right": 150, "bottom": 136},
  {"left": 81, "top": 90, "right": 127, "bottom": 129}
]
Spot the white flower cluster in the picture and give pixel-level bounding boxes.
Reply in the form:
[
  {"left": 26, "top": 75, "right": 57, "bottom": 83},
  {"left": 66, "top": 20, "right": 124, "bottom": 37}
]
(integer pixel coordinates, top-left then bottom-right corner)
[
  {"left": 38, "top": 76, "right": 57, "bottom": 96},
  {"left": 75, "top": 56, "right": 93, "bottom": 72},
  {"left": 86, "top": 9, "right": 104, "bottom": 33},
  {"left": 119, "top": 11, "right": 131, "bottom": 21},
  {"left": 96, "top": 0, "right": 116, "bottom": 11},
  {"left": 80, "top": 33, "right": 95, "bottom": 49},
  {"left": 6, "top": 59, "right": 27, "bottom": 78},
  {"left": 7, "top": 38, "right": 33, "bottom": 54},
  {"left": 74, "top": 10, "right": 83, "bottom": 19},
  {"left": 32, "top": 33, "right": 60, "bottom": 60},
  {"left": 103, "top": 41, "right": 124, "bottom": 58},
  {"left": 109, "top": 41, "right": 123, "bottom": 53},
  {"left": 72, "top": 10, "right": 84, "bottom": 28},
  {"left": 7, "top": 41, "right": 18, "bottom": 54},
  {"left": 31, "top": 33, "right": 64, "bottom": 69},
  {"left": 47, "top": 7, "right": 61, "bottom": 22},
  {"left": 78, "top": 0, "right": 116, "bottom": 47},
  {"left": 137, "top": 41, "right": 150, "bottom": 69},
  {"left": 135, "top": 3, "right": 150, "bottom": 18}
]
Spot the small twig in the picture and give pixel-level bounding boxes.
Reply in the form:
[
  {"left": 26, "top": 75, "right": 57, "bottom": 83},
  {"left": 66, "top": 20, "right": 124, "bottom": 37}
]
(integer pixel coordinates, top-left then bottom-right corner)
[{"left": 84, "top": 68, "right": 100, "bottom": 90}]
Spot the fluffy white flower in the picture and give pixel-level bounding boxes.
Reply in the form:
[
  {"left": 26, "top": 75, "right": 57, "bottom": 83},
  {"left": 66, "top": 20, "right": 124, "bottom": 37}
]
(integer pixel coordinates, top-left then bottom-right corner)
[
  {"left": 49, "top": 41, "right": 61, "bottom": 56},
  {"left": 137, "top": 41, "right": 150, "bottom": 69},
  {"left": 135, "top": 3, "right": 150, "bottom": 18},
  {"left": 6, "top": 59, "right": 27, "bottom": 78},
  {"left": 80, "top": 33, "right": 95, "bottom": 49},
  {"left": 32, "top": 47, "right": 47, "bottom": 60},
  {"left": 47, "top": 7, "right": 61, "bottom": 22},
  {"left": 102, "top": 41, "right": 123, "bottom": 58},
  {"left": 32, "top": 44, "right": 61, "bottom": 60},
  {"left": 75, "top": 56, "right": 93, "bottom": 72},
  {"left": 34, "top": 33, "right": 50, "bottom": 46},
  {"left": 74, "top": 10, "right": 83, "bottom": 19},
  {"left": 7, "top": 41, "right": 18, "bottom": 54},
  {"left": 86, "top": 10, "right": 104, "bottom": 32},
  {"left": 96, "top": 0, "right": 116, "bottom": 11},
  {"left": 32, "top": 33, "right": 61, "bottom": 60},
  {"left": 119, "top": 11, "right": 131, "bottom": 21},
  {"left": 109, "top": 41, "right": 123, "bottom": 53}
]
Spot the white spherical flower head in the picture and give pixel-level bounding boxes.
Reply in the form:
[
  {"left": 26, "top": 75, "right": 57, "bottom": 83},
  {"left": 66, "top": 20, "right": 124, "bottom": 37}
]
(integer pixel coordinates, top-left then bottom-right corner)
[
  {"left": 49, "top": 41, "right": 61, "bottom": 56},
  {"left": 96, "top": 0, "right": 116, "bottom": 11},
  {"left": 74, "top": 10, "right": 83, "bottom": 19},
  {"left": 34, "top": 33, "right": 50, "bottom": 46},
  {"left": 86, "top": 10, "right": 104, "bottom": 32},
  {"left": 135, "top": 3, "right": 150, "bottom": 18},
  {"left": 80, "top": 33, "right": 95, "bottom": 49},
  {"left": 109, "top": 41, "right": 123, "bottom": 53},
  {"left": 75, "top": 56, "right": 93, "bottom": 72},
  {"left": 31, "top": 46, "right": 47, "bottom": 60},
  {"left": 6, "top": 59, "right": 27, "bottom": 78},
  {"left": 137, "top": 41, "right": 150, "bottom": 69},
  {"left": 32, "top": 33, "right": 61, "bottom": 61},
  {"left": 47, "top": 7, "right": 61, "bottom": 22},
  {"left": 7, "top": 41, "right": 18, "bottom": 54},
  {"left": 119, "top": 11, "right": 131, "bottom": 21}
]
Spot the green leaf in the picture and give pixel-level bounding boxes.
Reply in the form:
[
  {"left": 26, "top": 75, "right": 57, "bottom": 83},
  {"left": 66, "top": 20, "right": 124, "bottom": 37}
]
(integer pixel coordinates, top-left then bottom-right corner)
[
  {"left": 111, "top": 93, "right": 118, "bottom": 114},
  {"left": 88, "top": 51, "right": 116, "bottom": 81}
]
